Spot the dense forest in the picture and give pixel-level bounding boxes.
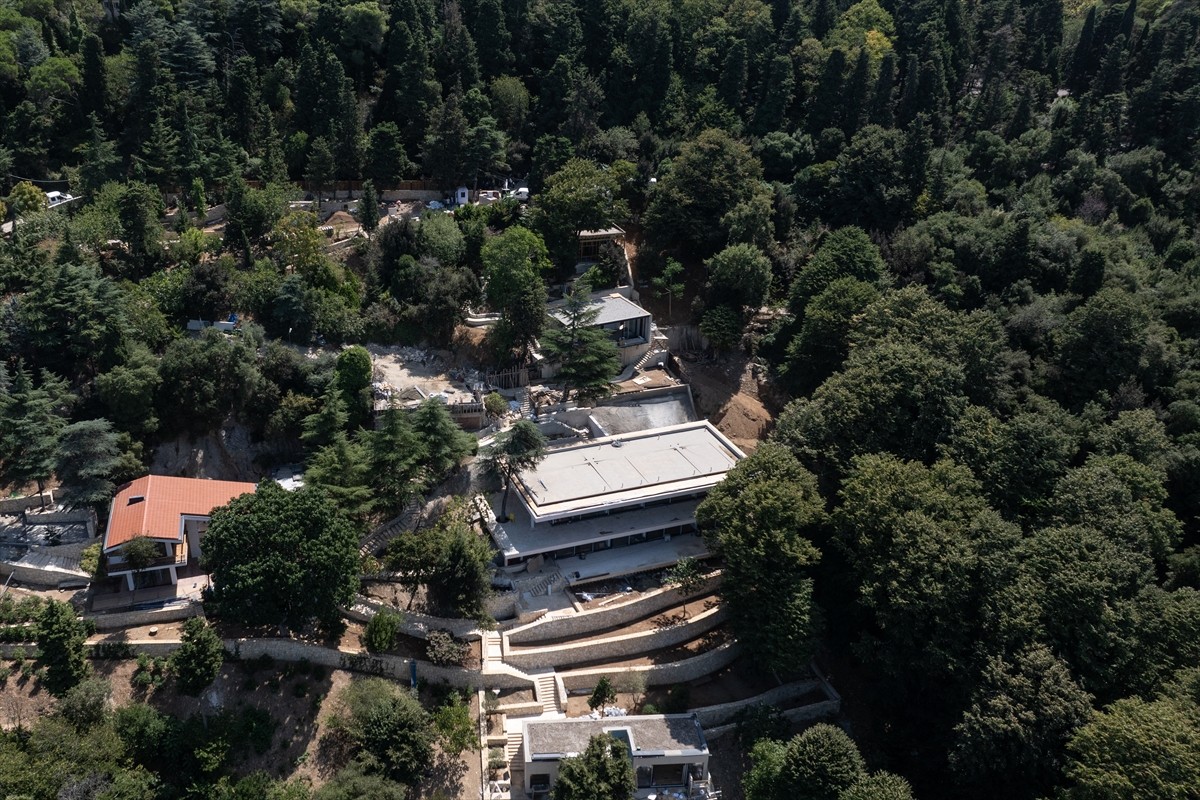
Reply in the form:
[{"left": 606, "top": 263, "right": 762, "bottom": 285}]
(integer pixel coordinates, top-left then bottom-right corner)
[{"left": 0, "top": 0, "right": 1199, "bottom": 797}]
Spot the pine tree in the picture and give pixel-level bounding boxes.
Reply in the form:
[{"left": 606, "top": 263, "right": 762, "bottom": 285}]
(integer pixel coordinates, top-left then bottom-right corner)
[
  {"left": 36, "top": 600, "right": 89, "bottom": 696},
  {"left": 0, "top": 366, "right": 73, "bottom": 503},
  {"left": 369, "top": 406, "right": 427, "bottom": 516},
  {"left": 541, "top": 285, "right": 620, "bottom": 403}
]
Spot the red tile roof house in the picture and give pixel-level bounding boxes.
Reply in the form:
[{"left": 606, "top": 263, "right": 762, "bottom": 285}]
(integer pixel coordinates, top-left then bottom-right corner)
[{"left": 103, "top": 475, "right": 257, "bottom": 592}]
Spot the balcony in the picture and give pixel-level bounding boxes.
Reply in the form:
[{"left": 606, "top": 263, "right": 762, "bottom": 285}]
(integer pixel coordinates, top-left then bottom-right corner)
[{"left": 107, "top": 540, "right": 188, "bottom": 573}]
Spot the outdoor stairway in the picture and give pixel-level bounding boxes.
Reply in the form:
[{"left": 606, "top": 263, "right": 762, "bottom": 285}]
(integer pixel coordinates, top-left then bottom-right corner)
[
  {"left": 359, "top": 497, "right": 422, "bottom": 557},
  {"left": 483, "top": 631, "right": 504, "bottom": 669},
  {"left": 532, "top": 670, "right": 562, "bottom": 715},
  {"left": 514, "top": 567, "right": 566, "bottom": 599},
  {"left": 505, "top": 729, "right": 525, "bottom": 762},
  {"left": 633, "top": 344, "right": 666, "bottom": 373},
  {"left": 518, "top": 388, "right": 532, "bottom": 418}
]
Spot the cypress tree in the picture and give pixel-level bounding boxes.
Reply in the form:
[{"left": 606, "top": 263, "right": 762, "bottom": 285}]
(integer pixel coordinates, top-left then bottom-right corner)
[
  {"left": 843, "top": 49, "right": 871, "bottom": 138},
  {"left": 871, "top": 51, "right": 897, "bottom": 127},
  {"left": 1068, "top": 6, "right": 1097, "bottom": 93}
]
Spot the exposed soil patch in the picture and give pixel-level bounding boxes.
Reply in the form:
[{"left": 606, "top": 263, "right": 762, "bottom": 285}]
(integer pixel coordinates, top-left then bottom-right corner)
[{"left": 676, "top": 355, "right": 773, "bottom": 453}]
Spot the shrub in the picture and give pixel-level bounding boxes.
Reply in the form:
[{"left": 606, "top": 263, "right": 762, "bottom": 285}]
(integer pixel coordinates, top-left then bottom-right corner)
[
  {"left": 364, "top": 608, "right": 403, "bottom": 653},
  {"left": 58, "top": 677, "right": 112, "bottom": 730},
  {"left": 425, "top": 630, "right": 467, "bottom": 666}
]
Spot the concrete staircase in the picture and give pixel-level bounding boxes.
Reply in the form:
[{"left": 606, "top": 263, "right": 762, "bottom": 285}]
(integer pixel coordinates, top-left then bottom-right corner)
[
  {"left": 518, "top": 388, "right": 533, "bottom": 418},
  {"left": 532, "top": 670, "right": 562, "bottom": 716},
  {"left": 515, "top": 568, "right": 566, "bottom": 599},
  {"left": 505, "top": 728, "right": 525, "bottom": 762},
  {"left": 359, "top": 497, "right": 422, "bottom": 557},
  {"left": 633, "top": 344, "right": 666, "bottom": 373},
  {"left": 483, "top": 630, "right": 504, "bottom": 669}
]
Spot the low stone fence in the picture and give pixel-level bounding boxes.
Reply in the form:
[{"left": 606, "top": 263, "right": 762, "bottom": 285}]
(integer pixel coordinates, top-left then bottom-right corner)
[
  {"left": 558, "top": 640, "right": 742, "bottom": 690},
  {"left": 505, "top": 605, "right": 725, "bottom": 671},
  {"left": 89, "top": 602, "right": 203, "bottom": 631},
  {"left": 23, "top": 509, "right": 97, "bottom": 535},
  {"left": 505, "top": 574, "right": 721, "bottom": 646},
  {"left": 496, "top": 701, "right": 544, "bottom": 718},
  {"left": 0, "top": 492, "right": 55, "bottom": 514},
  {"left": 227, "top": 638, "right": 530, "bottom": 690}
]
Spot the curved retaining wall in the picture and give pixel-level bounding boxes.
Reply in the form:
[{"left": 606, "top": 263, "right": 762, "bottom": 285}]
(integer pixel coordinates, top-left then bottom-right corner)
[
  {"left": 691, "top": 679, "right": 822, "bottom": 728},
  {"left": 345, "top": 596, "right": 484, "bottom": 640},
  {"left": 505, "top": 605, "right": 726, "bottom": 671},
  {"left": 505, "top": 574, "right": 721, "bottom": 646},
  {"left": 558, "top": 640, "right": 742, "bottom": 690}
]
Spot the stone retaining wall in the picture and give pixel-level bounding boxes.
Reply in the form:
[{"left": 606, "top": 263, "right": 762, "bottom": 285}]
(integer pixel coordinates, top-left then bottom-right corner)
[
  {"left": 345, "top": 596, "right": 481, "bottom": 640},
  {"left": 23, "top": 509, "right": 97, "bottom": 535},
  {"left": 505, "top": 605, "right": 725, "bottom": 670},
  {"left": 89, "top": 602, "right": 203, "bottom": 631},
  {"left": 704, "top": 700, "right": 841, "bottom": 740},
  {"left": 505, "top": 574, "right": 720, "bottom": 646},
  {"left": 227, "top": 638, "right": 530, "bottom": 690},
  {"left": 496, "top": 701, "right": 544, "bottom": 718},
  {"left": 0, "top": 492, "right": 55, "bottom": 514},
  {"left": 0, "top": 562, "right": 76, "bottom": 587},
  {"left": 692, "top": 679, "right": 822, "bottom": 728},
  {"left": 559, "top": 640, "right": 741, "bottom": 690}
]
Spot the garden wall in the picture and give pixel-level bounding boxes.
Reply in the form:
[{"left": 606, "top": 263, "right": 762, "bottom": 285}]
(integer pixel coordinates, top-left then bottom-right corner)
[
  {"left": 23, "top": 509, "right": 97, "bottom": 535},
  {"left": 0, "top": 562, "right": 77, "bottom": 587},
  {"left": 0, "top": 492, "right": 55, "bottom": 514},
  {"left": 227, "top": 637, "right": 530, "bottom": 690},
  {"left": 558, "top": 640, "right": 741, "bottom": 690},
  {"left": 691, "top": 679, "right": 823, "bottom": 728},
  {"left": 89, "top": 602, "right": 202, "bottom": 631},
  {"left": 504, "top": 605, "right": 726, "bottom": 671},
  {"left": 344, "top": 596, "right": 482, "bottom": 639},
  {"left": 505, "top": 574, "right": 720, "bottom": 646}
]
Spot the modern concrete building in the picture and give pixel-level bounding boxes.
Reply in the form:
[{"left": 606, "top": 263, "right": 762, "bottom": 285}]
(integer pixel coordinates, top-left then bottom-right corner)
[
  {"left": 490, "top": 421, "right": 744, "bottom": 571},
  {"left": 103, "top": 475, "right": 257, "bottom": 591},
  {"left": 577, "top": 226, "right": 625, "bottom": 262},
  {"left": 546, "top": 289, "right": 656, "bottom": 370},
  {"left": 521, "top": 714, "right": 719, "bottom": 799}
]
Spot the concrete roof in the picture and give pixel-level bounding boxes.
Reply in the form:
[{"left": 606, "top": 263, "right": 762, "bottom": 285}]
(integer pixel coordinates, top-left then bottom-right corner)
[
  {"left": 512, "top": 421, "right": 744, "bottom": 523},
  {"left": 104, "top": 475, "right": 257, "bottom": 551},
  {"left": 525, "top": 714, "right": 708, "bottom": 760},
  {"left": 548, "top": 292, "right": 651, "bottom": 328}
]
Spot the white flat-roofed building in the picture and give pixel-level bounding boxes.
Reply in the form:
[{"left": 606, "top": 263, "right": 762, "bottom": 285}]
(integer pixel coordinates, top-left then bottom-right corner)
[
  {"left": 490, "top": 421, "right": 744, "bottom": 569},
  {"left": 521, "top": 714, "right": 719, "bottom": 799}
]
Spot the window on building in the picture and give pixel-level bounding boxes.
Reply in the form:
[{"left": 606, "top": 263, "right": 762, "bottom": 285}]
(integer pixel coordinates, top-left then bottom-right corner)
[{"left": 652, "top": 764, "right": 686, "bottom": 786}]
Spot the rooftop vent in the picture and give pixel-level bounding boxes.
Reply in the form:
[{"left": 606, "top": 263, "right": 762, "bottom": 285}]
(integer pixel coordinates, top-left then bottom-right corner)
[{"left": 128, "top": 495, "right": 145, "bottom": 504}]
